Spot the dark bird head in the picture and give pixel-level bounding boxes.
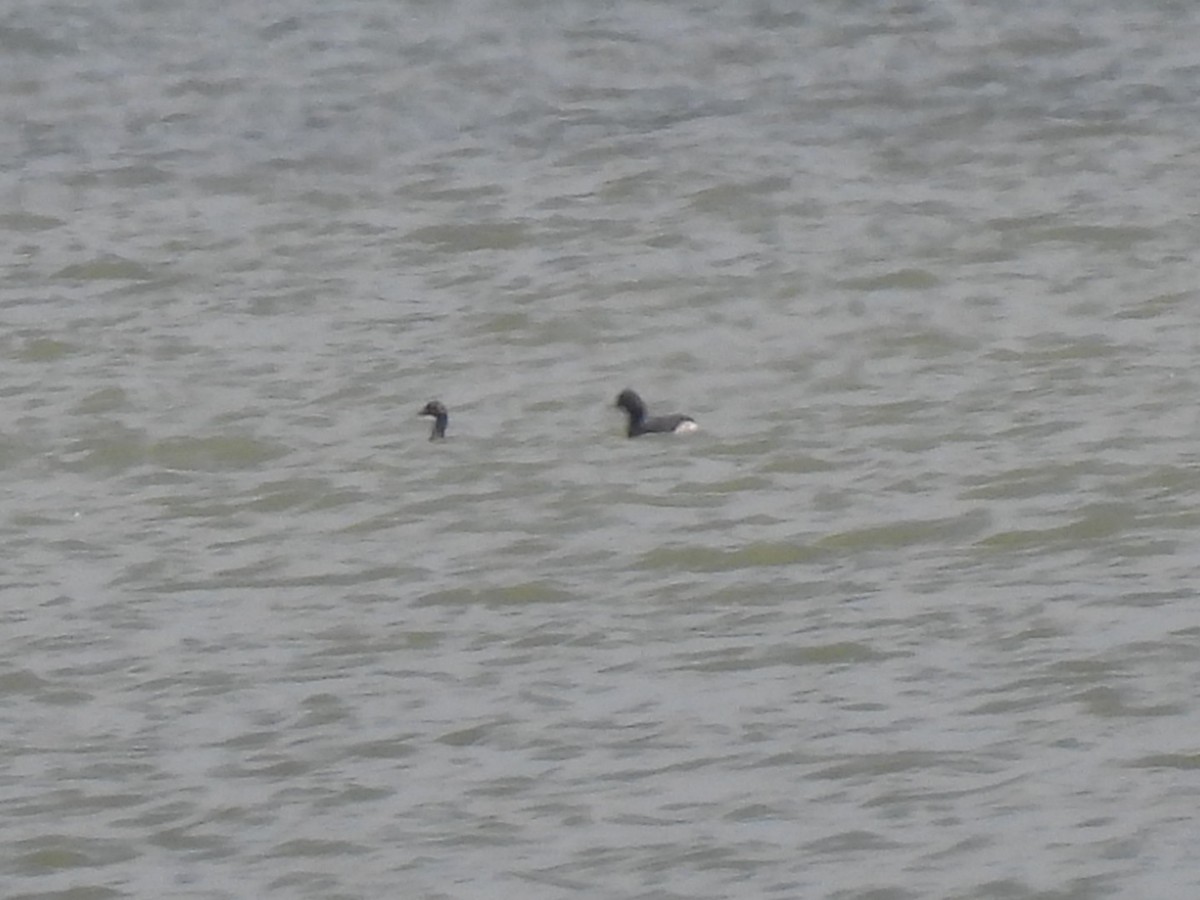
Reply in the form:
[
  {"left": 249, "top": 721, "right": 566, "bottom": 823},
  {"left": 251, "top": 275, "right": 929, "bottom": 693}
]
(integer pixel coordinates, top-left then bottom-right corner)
[
  {"left": 419, "top": 400, "right": 448, "bottom": 440},
  {"left": 614, "top": 388, "right": 646, "bottom": 423}
]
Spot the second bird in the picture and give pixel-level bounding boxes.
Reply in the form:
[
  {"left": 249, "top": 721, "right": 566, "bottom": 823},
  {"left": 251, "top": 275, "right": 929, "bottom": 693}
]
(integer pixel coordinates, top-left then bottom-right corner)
[
  {"left": 420, "top": 400, "right": 448, "bottom": 440},
  {"left": 615, "top": 389, "right": 698, "bottom": 438}
]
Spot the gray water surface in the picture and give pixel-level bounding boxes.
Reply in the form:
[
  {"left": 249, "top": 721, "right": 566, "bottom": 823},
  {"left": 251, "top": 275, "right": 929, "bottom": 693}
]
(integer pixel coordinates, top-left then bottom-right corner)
[{"left": 3, "top": 1, "right": 1200, "bottom": 898}]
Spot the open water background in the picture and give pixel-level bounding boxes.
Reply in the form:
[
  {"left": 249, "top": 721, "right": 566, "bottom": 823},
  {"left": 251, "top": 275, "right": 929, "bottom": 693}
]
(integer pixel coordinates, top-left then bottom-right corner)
[{"left": 3, "top": 1, "right": 1200, "bottom": 897}]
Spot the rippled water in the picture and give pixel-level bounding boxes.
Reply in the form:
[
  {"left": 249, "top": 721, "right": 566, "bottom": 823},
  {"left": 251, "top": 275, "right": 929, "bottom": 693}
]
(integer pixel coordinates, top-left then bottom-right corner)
[{"left": 4, "top": 1, "right": 1200, "bottom": 898}]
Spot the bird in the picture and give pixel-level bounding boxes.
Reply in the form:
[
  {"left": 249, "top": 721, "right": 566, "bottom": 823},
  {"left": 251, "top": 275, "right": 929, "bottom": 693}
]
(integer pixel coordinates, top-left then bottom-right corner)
[
  {"left": 615, "top": 388, "right": 698, "bottom": 438},
  {"left": 419, "top": 400, "right": 448, "bottom": 440}
]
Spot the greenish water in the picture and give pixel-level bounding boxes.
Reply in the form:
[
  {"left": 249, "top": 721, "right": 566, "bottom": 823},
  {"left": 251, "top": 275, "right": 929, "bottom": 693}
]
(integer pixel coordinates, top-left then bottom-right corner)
[{"left": 3, "top": 1, "right": 1200, "bottom": 897}]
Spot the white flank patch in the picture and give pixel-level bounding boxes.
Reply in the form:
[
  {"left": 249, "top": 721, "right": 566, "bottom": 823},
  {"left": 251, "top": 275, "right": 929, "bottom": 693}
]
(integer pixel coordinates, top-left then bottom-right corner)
[{"left": 675, "top": 420, "right": 699, "bottom": 433}]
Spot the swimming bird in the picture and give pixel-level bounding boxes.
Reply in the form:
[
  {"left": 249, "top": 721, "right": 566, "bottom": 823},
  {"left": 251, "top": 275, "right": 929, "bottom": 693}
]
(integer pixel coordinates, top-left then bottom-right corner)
[
  {"left": 615, "top": 388, "right": 698, "bottom": 438},
  {"left": 420, "top": 400, "right": 448, "bottom": 440}
]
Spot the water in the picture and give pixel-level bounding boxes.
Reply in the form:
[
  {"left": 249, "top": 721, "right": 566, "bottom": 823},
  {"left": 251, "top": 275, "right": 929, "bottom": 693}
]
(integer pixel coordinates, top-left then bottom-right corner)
[{"left": 3, "top": 1, "right": 1200, "bottom": 897}]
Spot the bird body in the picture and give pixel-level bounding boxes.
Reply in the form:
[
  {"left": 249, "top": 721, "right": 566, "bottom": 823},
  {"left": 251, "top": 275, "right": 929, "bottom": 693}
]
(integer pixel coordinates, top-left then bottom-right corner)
[{"left": 615, "top": 389, "right": 697, "bottom": 438}]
